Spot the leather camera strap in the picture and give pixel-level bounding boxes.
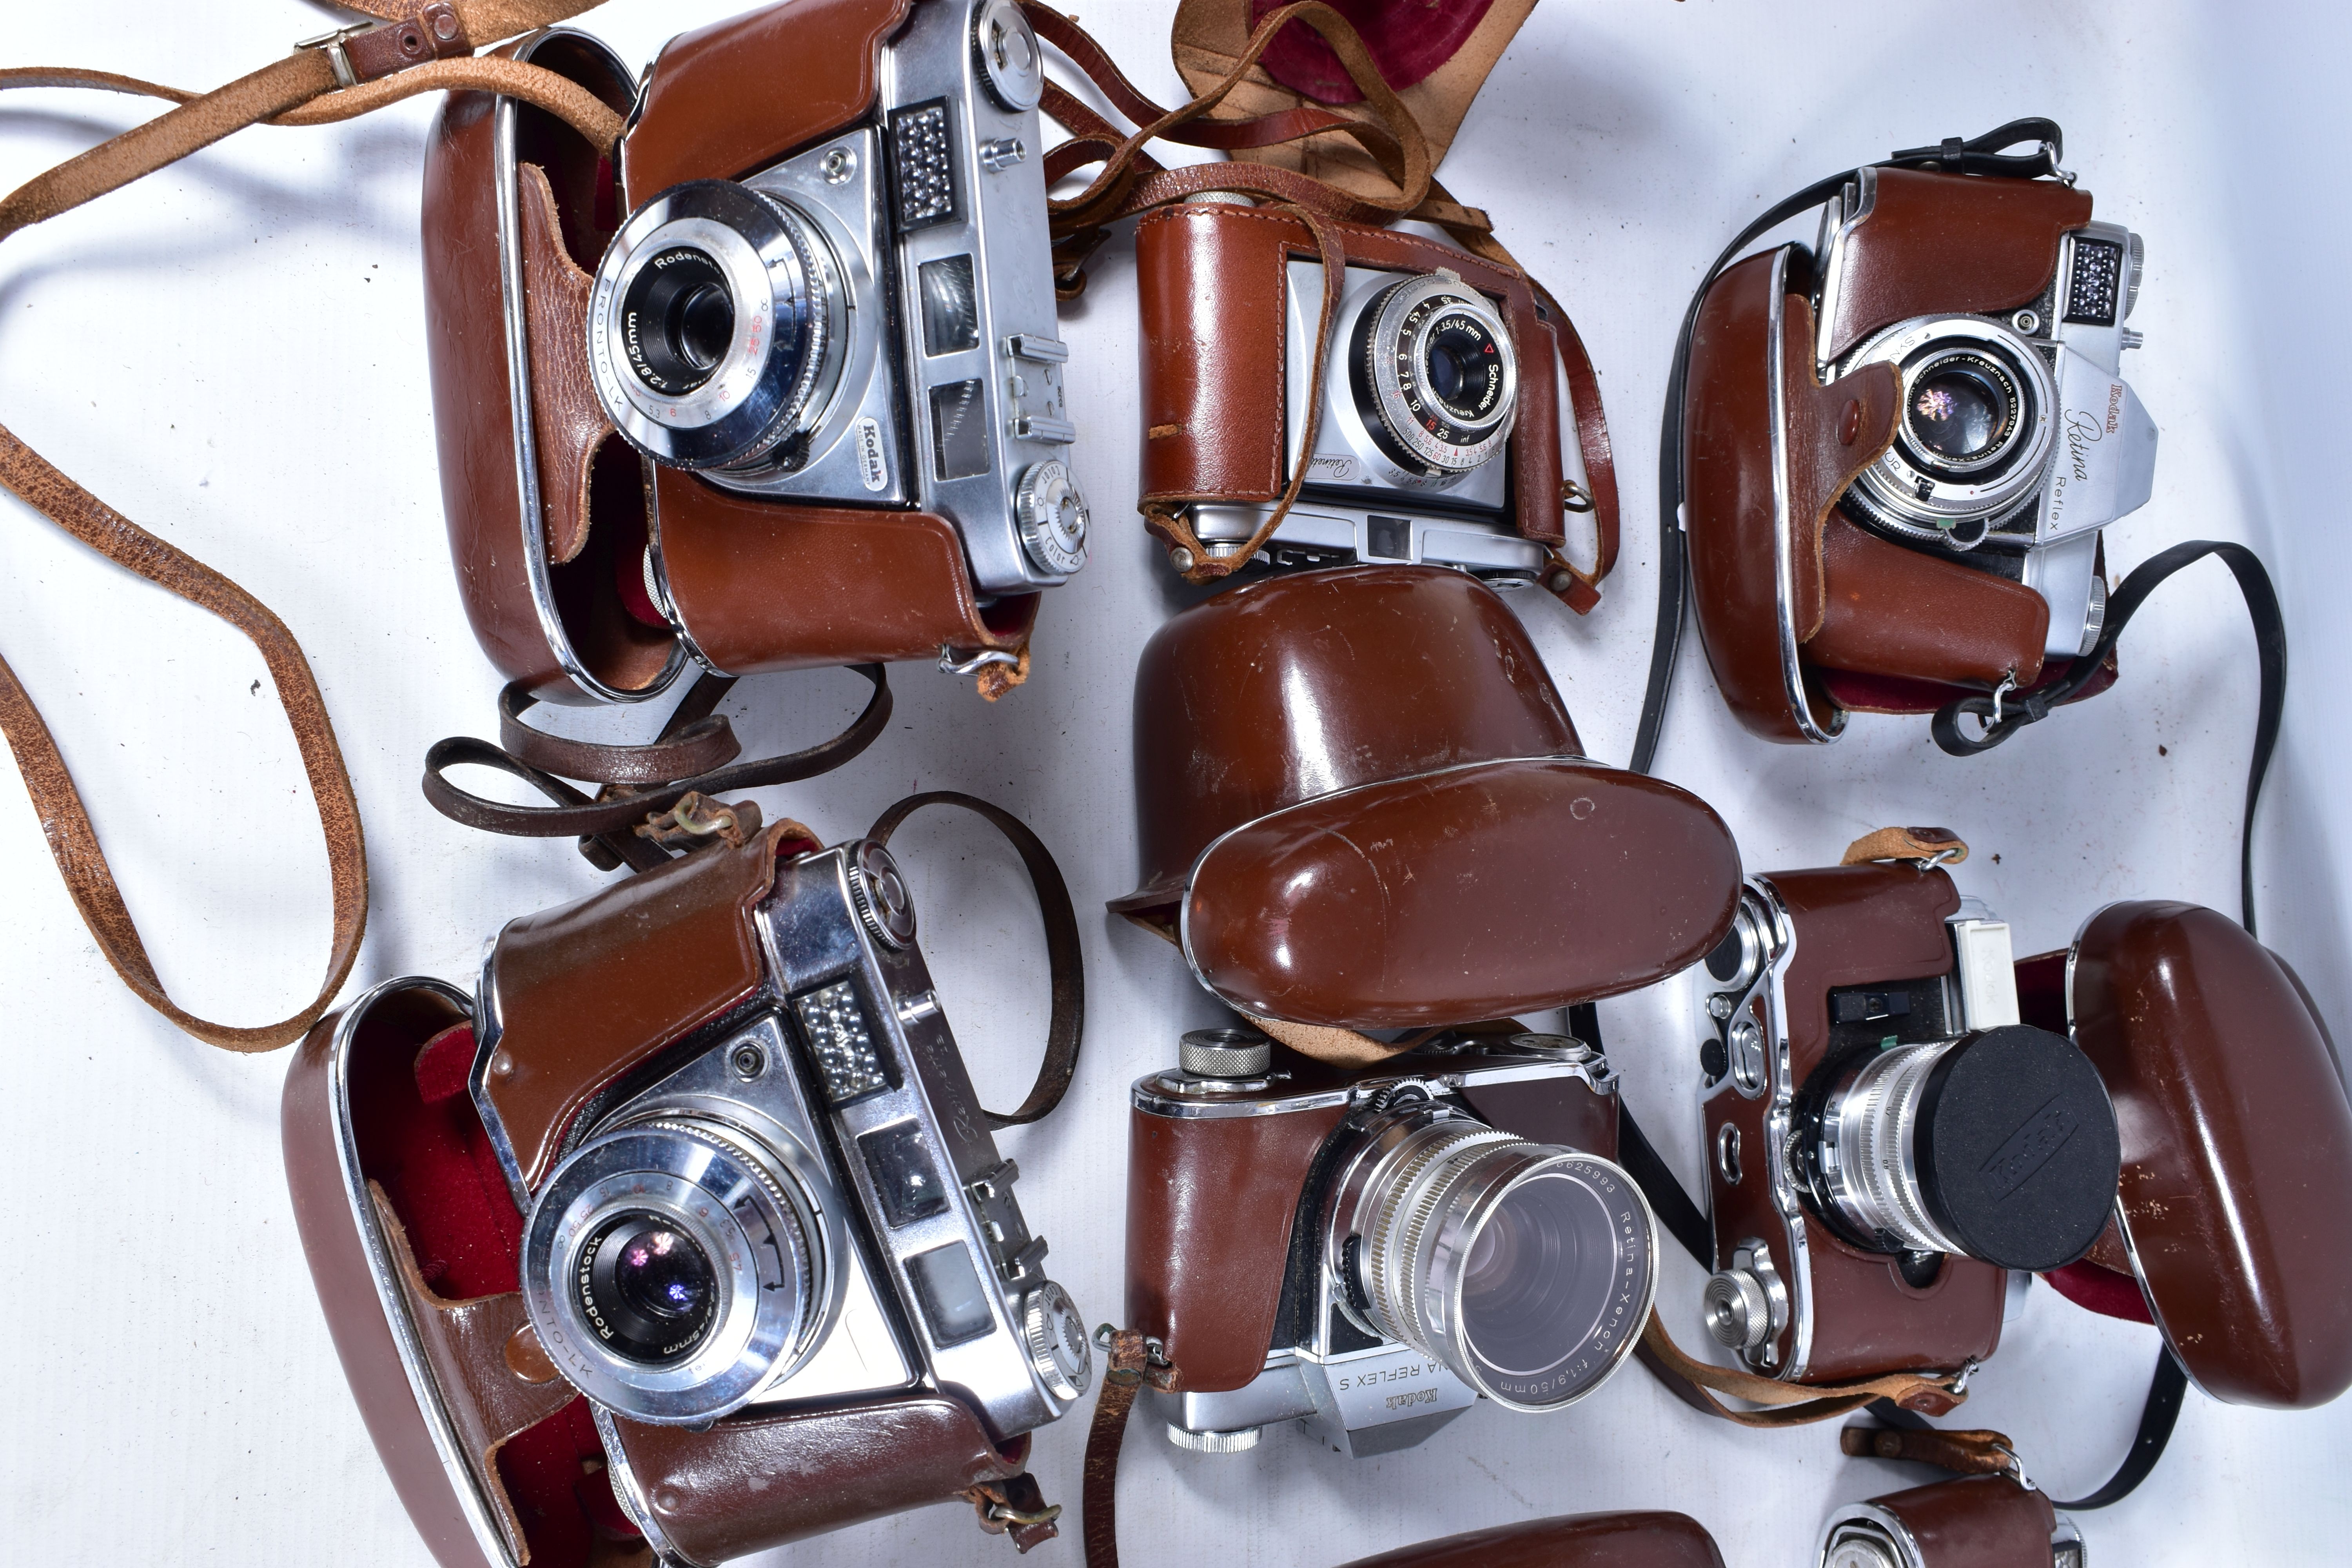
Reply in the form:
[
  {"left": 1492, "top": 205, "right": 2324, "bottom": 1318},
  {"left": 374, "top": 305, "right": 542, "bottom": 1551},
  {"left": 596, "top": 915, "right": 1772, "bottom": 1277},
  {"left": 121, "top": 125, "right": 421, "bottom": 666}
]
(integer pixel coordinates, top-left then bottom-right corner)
[
  {"left": 1633, "top": 118, "right": 2073, "bottom": 773},
  {"left": 419, "top": 667, "right": 893, "bottom": 872},
  {"left": 1026, "top": 4, "right": 1620, "bottom": 613},
  {"left": 866, "top": 791, "right": 1086, "bottom": 1128},
  {"left": 1932, "top": 539, "right": 2284, "bottom": 939},
  {"left": 1081, "top": 1327, "right": 1180, "bottom": 1568},
  {"left": 0, "top": 3, "right": 622, "bottom": 1050}
]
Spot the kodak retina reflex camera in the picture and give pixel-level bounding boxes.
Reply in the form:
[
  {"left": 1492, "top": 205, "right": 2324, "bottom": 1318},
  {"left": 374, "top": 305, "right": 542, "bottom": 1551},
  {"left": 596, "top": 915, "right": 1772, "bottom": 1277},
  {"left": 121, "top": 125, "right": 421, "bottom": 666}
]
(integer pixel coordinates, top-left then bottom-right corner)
[
  {"left": 1128, "top": 1029, "right": 1656, "bottom": 1457},
  {"left": 1694, "top": 859, "right": 2120, "bottom": 1389},
  {"left": 286, "top": 825, "right": 1088, "bottom": 1566},
  {"left": 1813, "top": 170, "right": 2152, "bottom": 657},
  {"left": 590, "top": 0, "right": 1089, "bottom": 589}
]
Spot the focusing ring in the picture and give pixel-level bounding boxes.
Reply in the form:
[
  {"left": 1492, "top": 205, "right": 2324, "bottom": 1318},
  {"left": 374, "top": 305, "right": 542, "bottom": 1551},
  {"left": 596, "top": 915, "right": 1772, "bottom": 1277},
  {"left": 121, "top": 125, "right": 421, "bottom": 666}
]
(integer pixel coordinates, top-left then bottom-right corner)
[
  {"left": 1348, "top": 273, "right": 1519, "bottom": 476},
  {"left": 587, "top": 179, "right": 840, "bottom": 470}
]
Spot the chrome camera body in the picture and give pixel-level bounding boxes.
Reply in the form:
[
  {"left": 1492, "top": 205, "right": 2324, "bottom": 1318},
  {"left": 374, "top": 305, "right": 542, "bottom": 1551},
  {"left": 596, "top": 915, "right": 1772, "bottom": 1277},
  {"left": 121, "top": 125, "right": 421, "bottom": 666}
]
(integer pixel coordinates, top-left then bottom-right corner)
[
  {"left": 1814, "top": 169, "right": 2156, "bottom": 661},
  {"left": 477, "top": 840, "right": 1091, "bottom": 1439},
  {"left": 588, "top": 0, "right": 1089, "bottom": 593},
  {"left": 1188, "top": 260, "right": 1555, "bottom": 583}
]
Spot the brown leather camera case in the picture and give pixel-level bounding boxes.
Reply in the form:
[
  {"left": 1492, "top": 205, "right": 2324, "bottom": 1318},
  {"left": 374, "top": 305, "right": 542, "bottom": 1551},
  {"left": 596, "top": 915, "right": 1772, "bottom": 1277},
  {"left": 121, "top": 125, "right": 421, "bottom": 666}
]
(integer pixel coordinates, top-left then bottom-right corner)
[
  {"left": 1116, "top": 564, "right": 1741, "bottom": 1029},
  {"left": 1703, "top": 865, "right": 2007, "bottom": 1383},
  {"left": 1684, "top": 170, "right": 2109, "bottom": 740},
  {"left": 1135, "top": 198, "right": 1611, "bottom": 605},
  {"left": 284, "top": 833, "right": 1033, "bottom": 1568},
  {"left": 1126, "top": 1046, "right": 1621, "bottom": 1395},
  {"left": 2061, "top": 901, "right": 2352, "bottom": 1408},
  {"left": 1337, "top": 1510, "right": 1725, "bottom": 1568},
  {"left": 1851, "top": 1475, "right": 2058, "bottom": 1568},
  {"left": 424, "top": 0, "right": 1035, "bottom": 705}
]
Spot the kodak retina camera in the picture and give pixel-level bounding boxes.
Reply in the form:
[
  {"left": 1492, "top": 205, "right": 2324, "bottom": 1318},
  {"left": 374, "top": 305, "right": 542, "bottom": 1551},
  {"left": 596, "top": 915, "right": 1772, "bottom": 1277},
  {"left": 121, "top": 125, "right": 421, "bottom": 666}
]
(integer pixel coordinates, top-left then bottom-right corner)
[
  {"left": 1813, "top": 170, "right": 2154, "bottom": 659},
  {"left": 1132, "top": 1030, "right": 1656, "bottom": 1457},
  {"left": 288, "top": 824, "right": 1089, "bottom": 1566},
  {"left": 495, "top": 838, "right": 1091, "bottom": 1439},
  {"left": 1186, "top": 259, "right": 1546, "bottom": 580},
  {"left": 589, "top": 0, "right": 1090, "bottom": 595},
  {"left": 1695, "top": 860, "right": 2120, "bottom": 1387}
]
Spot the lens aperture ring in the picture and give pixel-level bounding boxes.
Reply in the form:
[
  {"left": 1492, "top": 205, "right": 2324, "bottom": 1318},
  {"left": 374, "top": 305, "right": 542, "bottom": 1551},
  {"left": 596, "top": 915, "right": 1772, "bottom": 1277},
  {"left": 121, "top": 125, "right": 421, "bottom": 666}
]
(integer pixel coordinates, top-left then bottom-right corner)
[
  {"left": 1349, "top": 274, "right": 1518, "bottom": 477},
  {"left": 588, "top": 180, "right": 838, "bottom": 470},
  {"left": 1365, "top": 1121, "right": 1517, "bottom": 1350}
]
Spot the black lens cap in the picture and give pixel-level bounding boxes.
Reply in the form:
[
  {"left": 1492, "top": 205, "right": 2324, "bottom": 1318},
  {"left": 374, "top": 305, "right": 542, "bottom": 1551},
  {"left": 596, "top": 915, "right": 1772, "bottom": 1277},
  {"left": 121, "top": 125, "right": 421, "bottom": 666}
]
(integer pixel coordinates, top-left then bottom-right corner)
[{"left": 1915, "top": 1024, "right": 2120, "bottom": 1271}]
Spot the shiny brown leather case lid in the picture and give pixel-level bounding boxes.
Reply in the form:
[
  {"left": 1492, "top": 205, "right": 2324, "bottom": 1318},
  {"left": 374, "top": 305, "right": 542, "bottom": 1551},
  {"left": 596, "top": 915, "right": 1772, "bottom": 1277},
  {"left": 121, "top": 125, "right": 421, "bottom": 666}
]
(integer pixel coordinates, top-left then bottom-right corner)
[
  {"left": 1336, "top": 1511, "right": 1724, "bottom": 1568},
  {"left": 1116, "top": 564, "right": 1582, "bottom": 917},
  {"left": 1682, "top": 247, "right": 1898, "bottom": 743},
  {"left": 480, "top": 826, "right": 788, "bottom": 1193},
  {"left": 1183, "top": 757, "right": 1741, "bottom": 1027},
  {"left": 2071, "top": 900, "right": 2352, "bottom": 1407},
  {"left": 285, "top": 985, "right": 507, "bottom": 1568},
  {"left": 1867, "top": 1475, "right": 2056, "bottom": 1568}
]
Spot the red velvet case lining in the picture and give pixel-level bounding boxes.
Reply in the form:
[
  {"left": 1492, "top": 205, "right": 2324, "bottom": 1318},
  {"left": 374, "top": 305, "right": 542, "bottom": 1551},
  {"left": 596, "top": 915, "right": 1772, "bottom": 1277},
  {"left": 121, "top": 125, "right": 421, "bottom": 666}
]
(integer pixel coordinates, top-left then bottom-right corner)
[{"left": 347, "top": 1018, "right": 639, "bottom": 1566}]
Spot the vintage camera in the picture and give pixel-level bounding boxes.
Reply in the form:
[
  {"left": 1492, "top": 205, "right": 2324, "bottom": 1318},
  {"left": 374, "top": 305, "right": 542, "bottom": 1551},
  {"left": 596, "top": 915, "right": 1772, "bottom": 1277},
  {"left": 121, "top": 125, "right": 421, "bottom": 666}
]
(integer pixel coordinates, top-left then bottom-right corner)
[
  {"left": 285, "top": 825, "right": 1088, "bottom": 1567},
  {"left": 1129, "top": 1029, "right": 1656, "bottom": 1457},
  {"left": 1684, "top": 160, "right": 2157, "bottom": 742},
  {"left": 1813, "top": 172, "right": 2152, "bottom": 656},
  {"left": 1138, "top": 205, "right": 1602, "bottom": 588},
  {"left": 1693, "top": 859, "right": 2121, "bottom": 1388},
  {"left": 426, "top": 0, "right": 1077, "bottom": 706},
  {"left": 1821, "top": 1475, "right": 2083, "bottom": 1568}
]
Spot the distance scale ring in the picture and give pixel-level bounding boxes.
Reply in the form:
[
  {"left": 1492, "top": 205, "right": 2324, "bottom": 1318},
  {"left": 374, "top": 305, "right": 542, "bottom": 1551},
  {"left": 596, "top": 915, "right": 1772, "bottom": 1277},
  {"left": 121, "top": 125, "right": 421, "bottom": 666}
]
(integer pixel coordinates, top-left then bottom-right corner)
[
  {"left": 1349, "top": 273, "right": 1519, "bottom": 476},
  {"left": 587, "top": 179, "right": 840, "bottom": 470}
]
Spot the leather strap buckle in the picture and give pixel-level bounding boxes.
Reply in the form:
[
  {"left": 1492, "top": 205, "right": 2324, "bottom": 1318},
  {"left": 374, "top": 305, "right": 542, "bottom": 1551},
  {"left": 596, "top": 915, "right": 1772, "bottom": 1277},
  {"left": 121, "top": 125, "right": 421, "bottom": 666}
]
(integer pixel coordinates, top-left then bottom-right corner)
[{"left": 294, "top": 25, "right": 370, "bottom": 89}]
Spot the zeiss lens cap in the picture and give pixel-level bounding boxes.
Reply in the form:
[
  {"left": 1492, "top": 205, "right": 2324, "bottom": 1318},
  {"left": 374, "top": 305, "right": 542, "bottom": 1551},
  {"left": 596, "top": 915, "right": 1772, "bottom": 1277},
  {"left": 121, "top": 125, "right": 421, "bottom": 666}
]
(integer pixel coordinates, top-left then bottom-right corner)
[{"left": 1915, "top": 1024, "right": 2121, "bottom": 1271}]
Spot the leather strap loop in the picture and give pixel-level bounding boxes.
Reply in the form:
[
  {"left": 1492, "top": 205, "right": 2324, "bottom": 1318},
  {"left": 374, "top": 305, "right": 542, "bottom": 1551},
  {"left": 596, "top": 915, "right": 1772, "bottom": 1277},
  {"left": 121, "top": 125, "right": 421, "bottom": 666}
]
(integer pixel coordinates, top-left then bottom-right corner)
[
  {"left": 421, "top": 666, "right": 891, "bottom": 846},
  {"left": 1081, "top": 1329, "right": 1178, "bottom": 1568},
  {"left": 498, "top": 679, "right": 739, "bottom": 786},
  {"left": 867, "top": 791, "right": 1085, "bottom": 1129},
  {"left": 1637, "top": 1313, "right": 1967, "bottom": 1428},
  {"left": 0, "top": 425, "right": 368, "bottom": 1052},
  {"left": 1842, "top": 1424, "right": 2019, "bottom": 1477}
]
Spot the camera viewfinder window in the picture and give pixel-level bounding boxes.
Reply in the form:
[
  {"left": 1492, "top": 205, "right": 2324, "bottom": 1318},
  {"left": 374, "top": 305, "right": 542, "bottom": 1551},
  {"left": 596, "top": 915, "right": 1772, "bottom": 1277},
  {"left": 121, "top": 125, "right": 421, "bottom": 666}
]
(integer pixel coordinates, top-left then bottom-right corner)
[
  {"left": 919, "top": 256, "right": 981, "bottom": 356},
  {"left": 795, "top": 980, "right": 893, "bottom": 1105},
  {"left": 889, "top": 100, "right": 960, "bottom": 231},
  {"left": 930, "top": 380, "right": 991, "bottom": 480},
  {"left": 907, "top": 1242, "right": 995, "bottom": 1347},
  {"left": 858, "top": 1121, "right": 950, "bottom": 1228},
  {"left": 2064, "top": 238, "right": 2124, "bottom": 326}
]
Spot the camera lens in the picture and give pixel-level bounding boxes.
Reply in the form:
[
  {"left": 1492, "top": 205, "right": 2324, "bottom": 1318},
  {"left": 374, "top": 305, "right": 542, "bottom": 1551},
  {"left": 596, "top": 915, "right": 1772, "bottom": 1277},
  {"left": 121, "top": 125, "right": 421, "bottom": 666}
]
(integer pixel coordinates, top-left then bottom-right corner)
[
  {"left": 619, "top": 247, "right": 737, "bottom": 397},
  {"left": 1803, "top": 1026, "right": 2120, "bottom": 1271},
  {"left": 590, "top": 180, "right": 847, "bottom": 471},
  {"left": 1905, "top": 353, "right": 2016, "bottom": 469},
  {"left": 578, "top": 1213, "right": 720, "bottom": 1364},
  {"left": 1347, "top": 1119, "right": 1654, "bottom": 1411},
  {"left": 1348, "top": 275, "right": 1518, "bottom": 478},
  {"left": 521, "top": 1110, "right": 832, "bottom": 1424}
]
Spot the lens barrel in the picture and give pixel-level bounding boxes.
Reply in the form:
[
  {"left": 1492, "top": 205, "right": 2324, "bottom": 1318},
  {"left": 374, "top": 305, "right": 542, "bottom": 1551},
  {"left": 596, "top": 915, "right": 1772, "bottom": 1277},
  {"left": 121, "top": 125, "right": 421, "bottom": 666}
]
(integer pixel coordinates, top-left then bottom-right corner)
[
  {"left": 1347, "top": 274, "right": 1518, "bottom": 477},
  {"left": 1336, "top": 1113, "right": 1654, "bottom": 1412},
  {"left": 588, "top": 179, "right": 846, "bottom": 472},
  {"left": 1803, "top": 1025, "right": 2120, "bottom": 1272},
  {"left": 1838, "top": 315, "right": 2054, "bottom": 543},
  {"left": 521, "top": 1111, "right": 833, "bottom": 1424}
]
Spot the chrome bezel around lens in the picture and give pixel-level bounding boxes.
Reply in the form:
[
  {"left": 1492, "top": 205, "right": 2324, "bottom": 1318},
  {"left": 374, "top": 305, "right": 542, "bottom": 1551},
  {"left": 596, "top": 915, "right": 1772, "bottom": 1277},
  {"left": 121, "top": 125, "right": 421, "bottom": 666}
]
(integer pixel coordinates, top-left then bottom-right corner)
[
  {"left": 588, "top": 180, "right": 841, "bottom": 470},
  {"left": 521, "top": 1115, "right": 832, "bottom": 1424},
  {"left": 1814, "top": 1042, "right": 1967, "bottom": 1257},
  {"left": 1332, "top": 1113, "right": 1656, "bottom": 1414},
  {"left": 1353, "top": 274, "right": 1519, "bottom": 476},
  {"left": 1840, "top": 315, "right": 2054, "bottom": 543}
]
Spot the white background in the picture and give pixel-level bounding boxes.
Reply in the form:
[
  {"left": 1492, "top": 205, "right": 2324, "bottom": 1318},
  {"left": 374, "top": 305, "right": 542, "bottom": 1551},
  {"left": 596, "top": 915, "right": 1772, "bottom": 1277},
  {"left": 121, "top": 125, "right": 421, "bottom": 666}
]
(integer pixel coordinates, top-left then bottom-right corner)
[{"left": 3, "top": 1, "right": 2346, "bottom": 1563}]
